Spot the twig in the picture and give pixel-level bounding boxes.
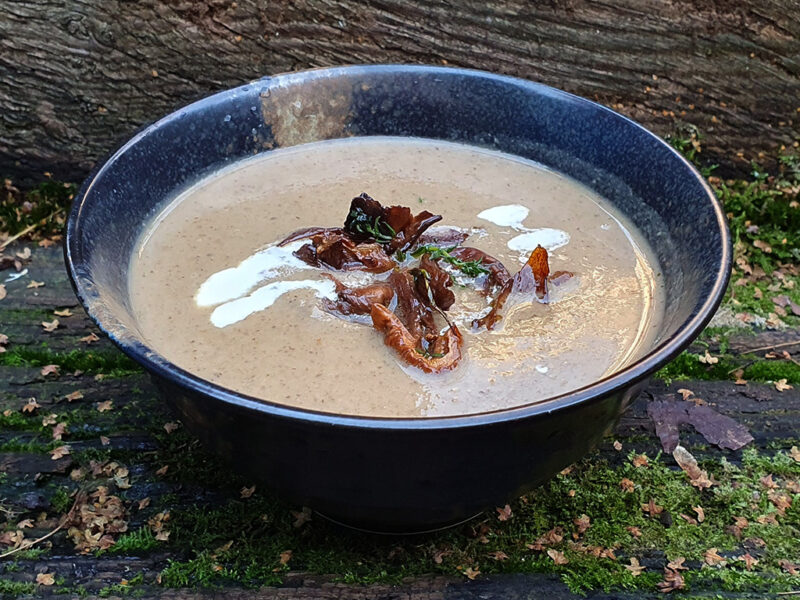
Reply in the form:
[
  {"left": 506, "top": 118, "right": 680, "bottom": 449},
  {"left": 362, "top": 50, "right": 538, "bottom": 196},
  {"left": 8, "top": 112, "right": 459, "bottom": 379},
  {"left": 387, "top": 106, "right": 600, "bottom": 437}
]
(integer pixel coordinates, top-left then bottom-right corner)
[
  {"left": 744, "top": 339, "right": 800, "bottom": 355},
  {"left": 0, "top": 491, "right": 83, "bottom": 559},
  {"left": 776, "top": 592, "right": 800, "bottom": 596},
  {"left": 0, "top": 208, "right": 64, "bottom": 252}
]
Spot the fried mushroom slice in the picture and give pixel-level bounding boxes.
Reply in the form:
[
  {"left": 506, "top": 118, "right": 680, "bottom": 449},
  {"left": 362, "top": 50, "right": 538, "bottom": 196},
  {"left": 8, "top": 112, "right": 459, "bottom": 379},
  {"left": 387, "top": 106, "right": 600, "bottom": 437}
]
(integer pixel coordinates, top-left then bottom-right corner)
[
  {"left": 414, "top": 255, "right": 456, "bottom": 311},
  {"left": 295, "top": 230, "right": 395, "bottom": 273},
  {"left": 448, "top": 246, "right": 511, "bottom": 291},
  {"left": 322, "top": 279, "right": 395, "bottom": 316},
  {"left": 370, "top": 303, "right": 463, "bottom": 373}
]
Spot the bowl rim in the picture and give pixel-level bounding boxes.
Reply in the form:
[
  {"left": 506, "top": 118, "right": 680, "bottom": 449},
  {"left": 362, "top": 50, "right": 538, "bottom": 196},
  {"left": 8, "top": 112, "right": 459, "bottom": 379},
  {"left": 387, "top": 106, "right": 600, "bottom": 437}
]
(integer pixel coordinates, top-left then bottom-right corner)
[{"left": 65, "top": 63, "right": 732, "bottom": 431}]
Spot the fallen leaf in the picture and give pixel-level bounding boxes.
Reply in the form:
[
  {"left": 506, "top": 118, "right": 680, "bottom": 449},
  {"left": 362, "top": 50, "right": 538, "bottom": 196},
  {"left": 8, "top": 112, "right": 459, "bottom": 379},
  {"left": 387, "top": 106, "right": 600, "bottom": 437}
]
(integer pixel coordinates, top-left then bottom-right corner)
[
  {"left": 0, "top": 284, "right": 6, "bottom": 300},
  {"left": 693, "top": 506, "right": 705, "bottom": 523},
  {"left": 155, "top": 465, "right": 169, "bottom": 476},
  {"left": 432, "top": 548, "right": 451, "bottom": 564},
  {"left": 15, "top": 247, "right": 31, "bottom": 260},
  {"left": 16, "top": 519, "right": 34, "bottom": 529},
  {"left": 488, "top": 550, "right": 509, "bottom": 561},
  {"left": 463, "top": 566, "right": 480, "bottom": 580},
  {"left": 698, "top": 350, "right": 719, "bottom": 364},
  {"left": 496, "top": 504, "right": 512, "bottom": 521},
  {"left": 756, "top": 513, "right": 778, "bottom": 526},
  {"left": 657, "top": 567, "right": 685, "bottom": 593},
  {"left": 291, "top": 506, "right": 312, "bottom": 528},
  {"left": 738, "top": 553, "right": 758, "bottom": 570},
  {"left": 240, "top": 485, "right": 256, "bottom": 499},
  {"left": 279, "top": 550, "right": 292, "bottom": 565},
  {"left": 0, "top": 333, "right": 8, "bottom": 346},
  {"left": 138, "top": 497, "right": 151, "bottom": 510},
  {"left": 625, "top": 557, "right": 646, "bottom": 576},
  {"left": 704, "top": 547, "right": 727, "bottom": 566},
  {"left": 547, "top": 548, "right": 569, "bottom": 565},
  {"left": 54, "top": 308, "right": 73, "bottom": 317},
  {"left": 51, "top": 445, "right": 70, "bottom": 460},
  {"left": 775, "top": 379, "right": 793, "bottom": 392},
  {"left": 64, "top": 391, "right": 84, "bottom": 402},
  {"left": 632, "top": 454, "right": 649, "bottom": 468},
  {"left": 80, "top": 333, "right": 100, "bottom": 344},
  {"left": 22, "top": 398, "right": 41, "bottom": 413},
  {"left": 527, "top": 527, "right": 564, "bottom": 550},
  {"left": 753, "top": 239, "right": 772, "bottom": 253},
  {"left": 38, "top": 238, "right": 56, "bottom": 248},
  {"left": 620, "top": 478, "right": 635, "bottom": 493},
  {"left": 573, "top": 514, "right": 591, "bottom": 535},
  {"left": 642, "top": 498, "right": 663, "bottom": 516},
  {"left": 648, "top": 400, "right": 753, "bottom": 452},
  {"left": 163, "top": 422, "right": 179, "bottom": 434},
  {"left": 40, "top": 364, "right": 59, "bottom": 377},
  {"left": 36, "top": 573, "right": 55, "bottom": 586},
  {"left": 52, "top": 422, "right": 67, "bottom": 440},
  {"left": 779, "top": 560, "right": 799, "bottom": 575},
  {"left": 673, "top": 445, "right": 713, "bottom": 489},
  {"left": 96, "top": 400, "right": 113, "bottom": 412},
  {"left": 679, "top": 513, "right": 698, "bottom": 525},
  {"left": 613, "top": 440, "right": 622, "bottom": 451},
  {"left": 28, "top": 280, "right": 45, "bottom": 289},
  {"left": 790, "top": 446, "right": 800, "bottom": 463},
  {"left": 100, "top": 435, "right": 110, "bottom": 446},
  {"left": 734, "top": 516, "right": 749, "bottom": 529},
  {"left": 155, "top": 530, "right": 170, "bottom": 541},
  {"left": 769, "top": 491, "right": 792, "bottom": 515},
  {"left": 760, "top": 474, "right": 778, "bottom": 489},
  {"left": 668, "top": 557, "right": 688, "bottom": 571},
  {"left": 677, "top": 388, "right": 694, "bottom": 401},
  {"left": 626, "top": 526, "right": 642, "bottom": 538}
]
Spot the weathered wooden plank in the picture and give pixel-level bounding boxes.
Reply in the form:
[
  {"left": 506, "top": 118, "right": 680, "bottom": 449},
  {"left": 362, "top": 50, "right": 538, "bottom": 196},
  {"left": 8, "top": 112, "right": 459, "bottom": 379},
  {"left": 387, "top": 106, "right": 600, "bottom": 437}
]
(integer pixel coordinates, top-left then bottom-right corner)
[{"left": 1, "top": 0, "right": 798, "bottom": 183}]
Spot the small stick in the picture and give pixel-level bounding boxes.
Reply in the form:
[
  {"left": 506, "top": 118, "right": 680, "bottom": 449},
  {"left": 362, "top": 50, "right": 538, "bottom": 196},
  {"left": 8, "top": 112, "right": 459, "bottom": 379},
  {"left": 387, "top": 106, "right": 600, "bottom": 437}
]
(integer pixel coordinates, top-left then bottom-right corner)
[
  {"left": 743, "top": 339, "right": 800, "bottom": 355},
  {"left": 0, "top": 491, "right": 82, "bottom": 559},
  {"left": 0, "top": 208, "right": 64, "bottom": 252}
]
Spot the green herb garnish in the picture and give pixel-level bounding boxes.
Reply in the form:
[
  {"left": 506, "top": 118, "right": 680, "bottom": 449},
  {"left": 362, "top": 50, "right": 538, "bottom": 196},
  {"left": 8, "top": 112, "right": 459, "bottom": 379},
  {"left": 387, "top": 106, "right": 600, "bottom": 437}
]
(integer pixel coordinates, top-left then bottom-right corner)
[
  {"left": 347, "top": 208, "right": 396, "bottom": 244},
  {"left": 410, "top": 245, "right": 490, "bottom": 278},
  {"left": 415, "top": 348, "right": 445, "bottom": 359}
]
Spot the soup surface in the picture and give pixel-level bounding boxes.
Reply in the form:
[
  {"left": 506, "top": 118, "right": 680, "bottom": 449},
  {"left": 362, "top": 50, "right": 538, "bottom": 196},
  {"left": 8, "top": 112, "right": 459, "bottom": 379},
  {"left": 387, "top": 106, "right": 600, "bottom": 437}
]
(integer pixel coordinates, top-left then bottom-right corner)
[{"left": 130, "top": 137, "right": 664, "bottom": 417}]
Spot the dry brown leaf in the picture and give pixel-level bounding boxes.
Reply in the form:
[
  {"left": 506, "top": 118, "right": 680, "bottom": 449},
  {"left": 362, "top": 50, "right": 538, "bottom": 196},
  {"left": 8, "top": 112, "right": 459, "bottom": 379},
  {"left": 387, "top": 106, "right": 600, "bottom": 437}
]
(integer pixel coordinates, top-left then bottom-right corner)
[
  {"left": 613, "top": 440, "right": 622, "bottom": 451},
  {"left": 163, "top": 422, "right": 179, "bottom": 434},
  {"left": 704, "top": 548, "right": 726, "bottom": 566},
  {"left": 0, "top": 333, "right": 8, "bottom": 346},
  {"left": 16, "top": 519, "right": 34, "bottom": 529},
  {"left": 698, "top": 351, "right": 719, "bottom": 364},
  {"left": 734, "top": 516, "right": 749, "bottom": 529},
  {"left": 657, "top": 567, "right": 685, "bottom": 593},
  {"left": 753, "top": 239, "right": 772, "bottom": 253},
  {"left": 790, "top": 446, "right": 800, "bottom": 463},
  {"left": 673, "top": 445, "right": 713, "bottom": 489},
  {"left": 291, "top": 506, "right": 312, "bottom": 529},
  {"left": 693, "top": 506, "right": 705, "bottom": 523},
  {"left": 625, "top": 557, "right": 646, "bottom": 576},
  {"left": 279, "top": 550, "right": 292, "bottom": 565},
  {"left": 547, "top": 548, "right": 569, "bottom": 565},
  {"left": 463, "top": 566, "right": 480, "bottom": 580},
  {"left": 527, "top": 527, "right": 564, "bottom": 551},
  {"left": 41, "top": 319, "right": 59, "bottom": 333},
  {"left": 138, "top": 497, "right": 151, "bottom": 510},
  {"left": 626, "top": 526, "right": 642, "bottom": 538},
  {"left": 52, "top": 422, "right": 67, "bottom": 441},
  {"left": 155, "top": 465, "right": 169, "bottom": 476},
  {"left": 42, "top": 413, "right": 58, "bottom": 426},
  {"left": 51, "top": 445, "right": 70, "bottom": 460},
  {"left": 240, "top": 485, "right": 256, "bottom": 499},
  {"left": 632, "top": 454, "right": 649, "bottom": 468},
  {"left": 432, "top": 548, "right": 451, "bottom": 564},
  {"left": 15, "top": 247, "right": 31, "bottom": 260},
  {"left": 667, "top": 557, "right": 688, "bottom": 571},
  {"left": 769, "top": 491, "right": 792, "bottom": 515},
  {"left": 27, "top": 280, "right": 45, "bottom": 289},
  {"left": 36, "top": 573, "right": 55, "bottom": 586},
  {"left": 64, "top": 391, "right": 84, "bottom": 402},
  {"left": 738, "top": 553, "right": 758, "bottom": 570},
  {"left": 155, "top": 530, "right": 170, "bottom": 542},
  {"left": 22, "top": 398, "right": 41, "bottom": 413},
  {"left": 96, "top": 400, "right": 113, "bottom": 412},
  {"left": 641, "top": 498, "right": 663, "bottom": 516},
  {"left": 0, "top": 284, "right": 7, "bottom": 301},
  {"left": 573, "top": 514, "right": 591, "bottom": 535},
  {"left": 38, "top": 238, "right": 56, "bottom": 248},
  {"left": 775, "top": 378, "right": 793, "bottom": 392},
  {"left": 80, "top": 332, "right": 100, "bottom": 344},
  {"left": 756, "top": 513, "right": 778, "bottom": 526},
  {"left": 779, "top": 560, "right": 799, "bottom": 575},
  {"left": 679, "top": 513, "right": 698, "bottom": 525},
  {"left": 677, "top": 388, "right": 694, "bottom": 401},
  {"left": 100, "top": 435, "right": 110, "bottom": 446},
  {"left": 488, "top": 550, "right": 509, "bottom": 561},
  {"left": 496, "top": 504, "right": 512, "bottom": 521},
  {"left": 54, "top": 308, "right": 73, "bottom": 317},
  {"left": 40, "top": 364, "right": 59, "bottom": 377},
  {"left": 760, "top": 474, "right": 778, "bottom": 489},
  {"left": 620, "top": 478, "right": 635, "bottom": 493}
]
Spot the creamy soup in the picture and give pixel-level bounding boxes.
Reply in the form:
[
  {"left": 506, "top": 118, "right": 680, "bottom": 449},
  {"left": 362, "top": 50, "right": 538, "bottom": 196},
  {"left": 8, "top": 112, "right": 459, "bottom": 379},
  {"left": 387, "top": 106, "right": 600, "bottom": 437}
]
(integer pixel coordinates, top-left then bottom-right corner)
[{"left": 129, "top": 137, "right": 664, "bottom": 417}]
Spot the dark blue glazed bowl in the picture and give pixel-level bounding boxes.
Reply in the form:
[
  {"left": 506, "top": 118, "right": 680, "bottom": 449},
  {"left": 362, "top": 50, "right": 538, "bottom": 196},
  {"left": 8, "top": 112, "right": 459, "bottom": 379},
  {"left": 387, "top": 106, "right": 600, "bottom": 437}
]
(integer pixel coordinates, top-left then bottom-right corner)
[{"left": 66, "top": 65, "right": 730, "bottom": 532}]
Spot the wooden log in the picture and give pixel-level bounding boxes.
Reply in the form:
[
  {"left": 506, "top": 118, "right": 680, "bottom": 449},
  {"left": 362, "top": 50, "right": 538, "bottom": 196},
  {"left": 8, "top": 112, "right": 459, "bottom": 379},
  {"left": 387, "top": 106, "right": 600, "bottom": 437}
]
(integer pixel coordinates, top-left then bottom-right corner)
[{"left": 1, "top": 1, "right": 798, "bottom": 183}]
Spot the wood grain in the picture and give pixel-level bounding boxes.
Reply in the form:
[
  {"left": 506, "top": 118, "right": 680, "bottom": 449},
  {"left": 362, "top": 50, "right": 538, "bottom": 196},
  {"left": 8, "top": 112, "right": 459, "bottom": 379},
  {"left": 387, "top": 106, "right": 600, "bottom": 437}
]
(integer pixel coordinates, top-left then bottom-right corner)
[{"left": 1, "top": 0, "right": 798, "bottom": 183}]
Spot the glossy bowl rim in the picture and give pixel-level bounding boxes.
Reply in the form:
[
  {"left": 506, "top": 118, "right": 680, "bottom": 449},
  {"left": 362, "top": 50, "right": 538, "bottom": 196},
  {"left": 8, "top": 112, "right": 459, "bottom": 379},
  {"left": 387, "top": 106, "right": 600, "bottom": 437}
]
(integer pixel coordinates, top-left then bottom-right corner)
[{"left": 65, "top": 64, "right": 732, "bottom": 431}]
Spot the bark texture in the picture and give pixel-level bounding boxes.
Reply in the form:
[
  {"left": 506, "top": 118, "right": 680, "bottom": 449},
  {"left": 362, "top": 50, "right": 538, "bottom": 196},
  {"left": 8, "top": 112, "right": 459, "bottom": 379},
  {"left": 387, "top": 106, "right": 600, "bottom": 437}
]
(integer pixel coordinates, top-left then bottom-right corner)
[{"left": 1, "top": 1, "right": 798, "bottom": 181}]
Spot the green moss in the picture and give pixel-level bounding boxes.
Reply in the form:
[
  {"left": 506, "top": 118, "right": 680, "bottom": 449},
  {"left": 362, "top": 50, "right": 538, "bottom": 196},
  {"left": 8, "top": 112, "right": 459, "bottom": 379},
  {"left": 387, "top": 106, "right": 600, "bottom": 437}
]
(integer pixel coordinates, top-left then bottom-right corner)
[
  {"left": 108, "top": 527, "right": 159, "bottom": 555},
  {"left": 0, "top": 347, "right": 141, "bottom": 376},
  {"left": 0, "top": 180, "right": 75, "bottom": 238},
  {"left": 655, "top": 350, "right": 800, "bottom": 385},
  {"left": 0, "top": 579, "right": 35, "bottom": 596},
  {"left": 50, "top": 486, "right": 72, "bottom": 513}
]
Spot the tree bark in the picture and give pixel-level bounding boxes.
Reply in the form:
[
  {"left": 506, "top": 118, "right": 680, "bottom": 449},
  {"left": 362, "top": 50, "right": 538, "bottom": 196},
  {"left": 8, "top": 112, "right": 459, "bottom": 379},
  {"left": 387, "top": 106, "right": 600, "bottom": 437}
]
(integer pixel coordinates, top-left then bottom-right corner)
[{"left": 1, "top": 0, "right": 798, "bottom": 183}]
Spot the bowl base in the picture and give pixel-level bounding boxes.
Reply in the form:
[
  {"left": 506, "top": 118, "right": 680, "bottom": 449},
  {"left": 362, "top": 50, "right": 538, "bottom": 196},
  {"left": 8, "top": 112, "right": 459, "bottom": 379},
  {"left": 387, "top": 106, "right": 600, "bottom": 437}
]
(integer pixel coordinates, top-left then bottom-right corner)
[{"left": 315, "top": 510, "right": 484, "bottom": 535}]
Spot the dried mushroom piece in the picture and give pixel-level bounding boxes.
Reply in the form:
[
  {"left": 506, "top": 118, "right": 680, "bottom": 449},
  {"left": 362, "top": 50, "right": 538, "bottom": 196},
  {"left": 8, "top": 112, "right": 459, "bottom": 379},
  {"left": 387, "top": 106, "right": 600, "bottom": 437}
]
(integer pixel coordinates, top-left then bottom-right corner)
[
  {"left": 371, "top": 303, "right": 463, "bottom": 373},
  {"left": 414, "top": 255, "right": 456, "bottom": 311},
  {"left": 322, "top": 279, "right": 395, "bottom": 316},
  {"left": 294, "top": 230, "right": 395, "bottom": 273},
  {"left": 448, "top": 246, "right": 511, "bottom": 290}
]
